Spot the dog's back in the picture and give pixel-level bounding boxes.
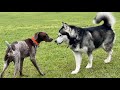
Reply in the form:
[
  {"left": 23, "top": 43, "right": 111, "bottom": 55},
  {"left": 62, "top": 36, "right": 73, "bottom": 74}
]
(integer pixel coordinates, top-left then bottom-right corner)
[
  {"left": 5, "top": 41, "right": 30, "bottom": 59},
  {"left": 83, "top": 12, "right": 115, "bottom": 48}
]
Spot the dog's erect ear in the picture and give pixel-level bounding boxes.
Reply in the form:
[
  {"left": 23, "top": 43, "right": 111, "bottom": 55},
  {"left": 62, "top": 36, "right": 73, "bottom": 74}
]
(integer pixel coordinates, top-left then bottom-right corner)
[
  {"left": 62, "top": 22, "right": 65, "bottom": 25},
  {"left": 62, "top": 22, "right": 70, "bottom": 30},
  {"left": 34, "top": 32, "right": 39, "bottom": 40},
  {"left": 62, "top": 22, "right": 72, "bottom": 33}
]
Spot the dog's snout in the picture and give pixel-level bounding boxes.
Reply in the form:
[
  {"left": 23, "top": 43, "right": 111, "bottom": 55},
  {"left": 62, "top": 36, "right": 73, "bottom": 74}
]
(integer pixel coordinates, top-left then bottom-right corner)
[
  {"left": 49, "top": 38, "right": 53, "bottom": 42},
  {"left": 50, "top": 38, "right": 53, "bottom": 41},
  {"left": 45, "top": 38, "right": 53, "bottom": 42}
]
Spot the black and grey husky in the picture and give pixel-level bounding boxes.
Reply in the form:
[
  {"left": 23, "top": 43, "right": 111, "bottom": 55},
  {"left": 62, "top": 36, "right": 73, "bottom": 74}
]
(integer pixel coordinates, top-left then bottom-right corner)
[{"left": 55, "top": 12, "right": 116, "bottom": 74}]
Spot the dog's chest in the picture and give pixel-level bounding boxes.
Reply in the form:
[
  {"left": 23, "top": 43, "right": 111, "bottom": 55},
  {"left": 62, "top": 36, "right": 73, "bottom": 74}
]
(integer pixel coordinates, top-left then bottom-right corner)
[{"left": 70, "top": 44, "right": 88, "bottom": 53}]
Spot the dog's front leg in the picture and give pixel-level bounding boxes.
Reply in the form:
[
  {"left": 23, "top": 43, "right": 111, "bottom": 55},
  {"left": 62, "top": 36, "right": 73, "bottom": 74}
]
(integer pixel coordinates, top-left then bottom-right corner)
[
  {"left": 30, "top": 47, "right": 45, "bottom": 76},
  {"left": 30, "top": 55, "right": 45, "bottom": 76},
  {"left": 71, "top": 51, "right": 82, "bottom": 74}
]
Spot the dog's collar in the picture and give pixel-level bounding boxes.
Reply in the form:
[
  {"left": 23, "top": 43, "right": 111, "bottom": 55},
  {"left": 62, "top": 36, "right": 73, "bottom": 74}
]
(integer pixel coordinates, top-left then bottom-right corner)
[{"left": 31, "top": 37, "right": 39, "bottom": 46}]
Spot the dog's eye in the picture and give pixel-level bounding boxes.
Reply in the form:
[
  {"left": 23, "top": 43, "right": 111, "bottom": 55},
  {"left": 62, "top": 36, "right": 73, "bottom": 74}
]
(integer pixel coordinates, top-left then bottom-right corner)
[{"left": 59, "top": 35, "right": 62, "bottom": 37}]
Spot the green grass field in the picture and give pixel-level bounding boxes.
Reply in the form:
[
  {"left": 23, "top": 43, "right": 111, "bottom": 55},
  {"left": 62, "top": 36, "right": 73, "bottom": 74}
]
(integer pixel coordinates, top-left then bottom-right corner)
[{"left": 0, "top": 12, "right": 120, "bottom": 78}]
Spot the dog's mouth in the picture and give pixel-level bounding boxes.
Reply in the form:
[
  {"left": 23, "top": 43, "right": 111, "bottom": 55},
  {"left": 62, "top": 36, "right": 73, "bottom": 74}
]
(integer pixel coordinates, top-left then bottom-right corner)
[
  {"left": 45, "top": 38, "right": 53, "bottom": 42},
  {"left": 54, "top": 40, "right": 63, "bottom": 45}
]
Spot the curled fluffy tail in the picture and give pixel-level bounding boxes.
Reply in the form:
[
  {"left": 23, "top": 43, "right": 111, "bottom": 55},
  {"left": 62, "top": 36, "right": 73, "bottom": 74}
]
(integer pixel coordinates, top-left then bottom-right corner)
[{"left": 93, "top": 12, "right": 116, "bottom": 28}]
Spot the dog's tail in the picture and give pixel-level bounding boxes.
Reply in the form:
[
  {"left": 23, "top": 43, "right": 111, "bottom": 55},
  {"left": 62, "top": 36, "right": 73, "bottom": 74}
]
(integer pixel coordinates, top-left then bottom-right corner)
[
  {"left": 93, "top": 12, "right": 116, "bottom": 28},
  {"left": 5, "top": 41, "right": 11, "bottom": 49},
  {"left": 5, "top": 41, "right": 14, "bottom": 56}
]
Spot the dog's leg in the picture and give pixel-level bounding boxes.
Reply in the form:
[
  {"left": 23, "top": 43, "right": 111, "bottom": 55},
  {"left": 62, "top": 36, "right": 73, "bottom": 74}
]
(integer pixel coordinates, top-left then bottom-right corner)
[
  {"left": 20, "top": 58, "right": 24, "bottom": 76},
  {"left": 104, "top": 50, "right": 113, "bottom": 63},
  {"left": 14, "top": 56, "right": 20, "bottom": 78},
  {"left": 0, "top": 60, "right": 9, "bottom": 78},
  {"left": 102, "top": 43, "right": 113, "bottom": 63},
  {"left": 86, "top": 53, "right": 93, "bottom": 68},
  {"left": 30, "top": 47, "right": 45, "bottom": 76},
  {"left": 30, "top": 56, "right": 45, "bottom": 76},
  {"left": 14, "top": 61, "right": 20, "bottom": 78},
  {"left": 71, "top": 51, "right": 82, "bottom": 74}
]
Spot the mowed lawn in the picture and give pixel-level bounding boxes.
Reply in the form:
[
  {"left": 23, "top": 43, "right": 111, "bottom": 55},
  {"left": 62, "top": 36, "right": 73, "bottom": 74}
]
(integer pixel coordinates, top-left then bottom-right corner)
[{"left": 0, "top": 12, "right": 120, "bottom": 78}]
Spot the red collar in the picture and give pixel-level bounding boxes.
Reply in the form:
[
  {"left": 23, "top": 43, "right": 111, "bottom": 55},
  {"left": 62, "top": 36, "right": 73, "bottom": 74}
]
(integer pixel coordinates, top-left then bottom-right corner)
[{"left": 31, "top": 37, "right": 39, "bottom": 46}]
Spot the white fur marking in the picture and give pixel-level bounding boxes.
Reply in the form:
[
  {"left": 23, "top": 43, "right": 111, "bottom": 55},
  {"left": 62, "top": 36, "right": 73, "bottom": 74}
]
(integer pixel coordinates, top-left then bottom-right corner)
[
  {"left": 113, "top": 34, "right": 116, "bottom": 44},
  {"left": 93, "top": 19, "right": 96, "bottom": 24},
  {"left": 70, "top": 29, "right": 77, "bottom": 37},
  {"left": 86, "top": 54, "right": 93, "bottom": 68},
  {"left": 56, "top": 33, "right": 69, "bottom": 44},
  {"left": 71, "top": 51, "right": 82, "bottom": 74},
  {"left": 88, "top": 32, "right": 92, "bottom": 39},
  {"left": 104, "top": 50, "right": 113, "bottom": 63},
  {"left": 74, "top": 45, "right": 88, "bottom": 53},
  {"left": 56, "top": 36, "right": 64, "bottom": 44},
  {"left": 4, "top": 63, "right": 7, "bottom": 68}
]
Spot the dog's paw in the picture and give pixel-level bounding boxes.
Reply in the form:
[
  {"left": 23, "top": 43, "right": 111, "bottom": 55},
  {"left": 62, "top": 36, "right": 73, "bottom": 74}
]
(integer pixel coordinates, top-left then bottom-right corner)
[
  {"left": 104, "top": 59, "right": 111, "bottom": 63},
  {"left": 0, "top": 73, "right": 3, "bottom": 78},
  {"left": 0, "top": 74, "right": 2, "bottom": 78},
  {"left": 41, "top": 73, "right": 45, "bottom": 76},
  {"left": 71, "top": 71, "right": 78, "bottom": 74},
  {"left": 86, "top": 64, "right": 92, "bottom": 69},
  {"left": 20, "top": 74, "right": 29, "bottom": 77}
]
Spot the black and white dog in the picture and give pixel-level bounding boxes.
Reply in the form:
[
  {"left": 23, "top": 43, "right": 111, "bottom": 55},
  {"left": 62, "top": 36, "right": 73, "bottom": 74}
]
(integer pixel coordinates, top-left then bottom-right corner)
[{"left": 55, "top": 12, "right": 116, "bottom": 74}]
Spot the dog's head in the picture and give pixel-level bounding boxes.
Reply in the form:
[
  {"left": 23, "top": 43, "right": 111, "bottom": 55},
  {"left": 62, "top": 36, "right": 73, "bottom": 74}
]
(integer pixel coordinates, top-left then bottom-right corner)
[
  {"left": 55, "top": 22, "right": 76, "bottom": 44},
  {"left": 34, "top": 32, "right": 53, "bottom": 43}
]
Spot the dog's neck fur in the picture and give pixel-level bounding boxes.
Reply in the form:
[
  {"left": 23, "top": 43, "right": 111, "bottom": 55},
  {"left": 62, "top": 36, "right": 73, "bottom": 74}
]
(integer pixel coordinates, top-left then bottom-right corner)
[
  {"left": 68, "top": 27, "right": 85, "bottom": 49},
  {"left": 25, "top": 38, "right": 42, "bottom": 49},
  {"left": 35, "top": 38, "right": 43, "bottom": 44},
  {"left": 31, "top": 37, "right": 39, "bottom": 46}
]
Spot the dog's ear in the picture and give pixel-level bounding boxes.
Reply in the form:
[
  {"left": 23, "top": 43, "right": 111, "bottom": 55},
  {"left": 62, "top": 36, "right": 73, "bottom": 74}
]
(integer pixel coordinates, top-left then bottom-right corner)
[
  {"left": 62, "top": 22, "right": 72, "bottom": 33},
  {"left": 34, "top": 32, "right": 39, "bottom": 40},
  {"left": 62, "top": 22, "right": 70, "bottom": 30}
]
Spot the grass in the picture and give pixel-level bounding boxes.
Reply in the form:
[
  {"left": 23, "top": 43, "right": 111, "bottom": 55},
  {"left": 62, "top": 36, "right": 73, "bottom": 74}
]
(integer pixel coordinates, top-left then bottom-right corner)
[{"left": 0, "top": 12, "right": 120, "bottom": 78}]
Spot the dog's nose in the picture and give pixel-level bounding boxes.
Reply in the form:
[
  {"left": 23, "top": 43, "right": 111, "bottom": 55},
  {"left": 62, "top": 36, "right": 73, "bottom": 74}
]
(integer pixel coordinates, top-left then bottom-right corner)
[{"left": 55, "top": 40, "right": 57, "bottom": 43}]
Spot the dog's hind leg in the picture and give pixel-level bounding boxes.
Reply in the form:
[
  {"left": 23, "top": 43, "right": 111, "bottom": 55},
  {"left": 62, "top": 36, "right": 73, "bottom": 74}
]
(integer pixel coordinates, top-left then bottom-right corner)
[
  {"left": 14, "top": 61, "right": 20, "bottom": 78},
  {"left": 71, "top": 51, "right": 82, "bottom": 74},
  {"left": 104, "top": 49, "right": 113, "bottom": 63},
  {"left": 102, "top": 43, "right": 113, "bottom": 63},
  {"left": 14, "top": 56, "right": 20, "bottom": 78},
  {"left": 19, "top": 58, "right": 24, "bottom": 76},
  {"left": 86, "top": 52, "right": 93, "bottom": 69},
  {"left": 0, "top": 60, "right": 10, "bottom": 78},
  {"left": 102, "top": 31, "right": 115, "bottom": 63}
]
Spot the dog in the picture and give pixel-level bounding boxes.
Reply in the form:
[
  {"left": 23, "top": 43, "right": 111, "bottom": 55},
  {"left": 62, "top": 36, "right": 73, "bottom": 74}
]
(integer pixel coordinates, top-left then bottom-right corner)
[
  {"left": 55, "top": 12, "right": 116, "bottom": 74},
  {"left": 0, "top": 32, "right": 53, "bottom": 78}
]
